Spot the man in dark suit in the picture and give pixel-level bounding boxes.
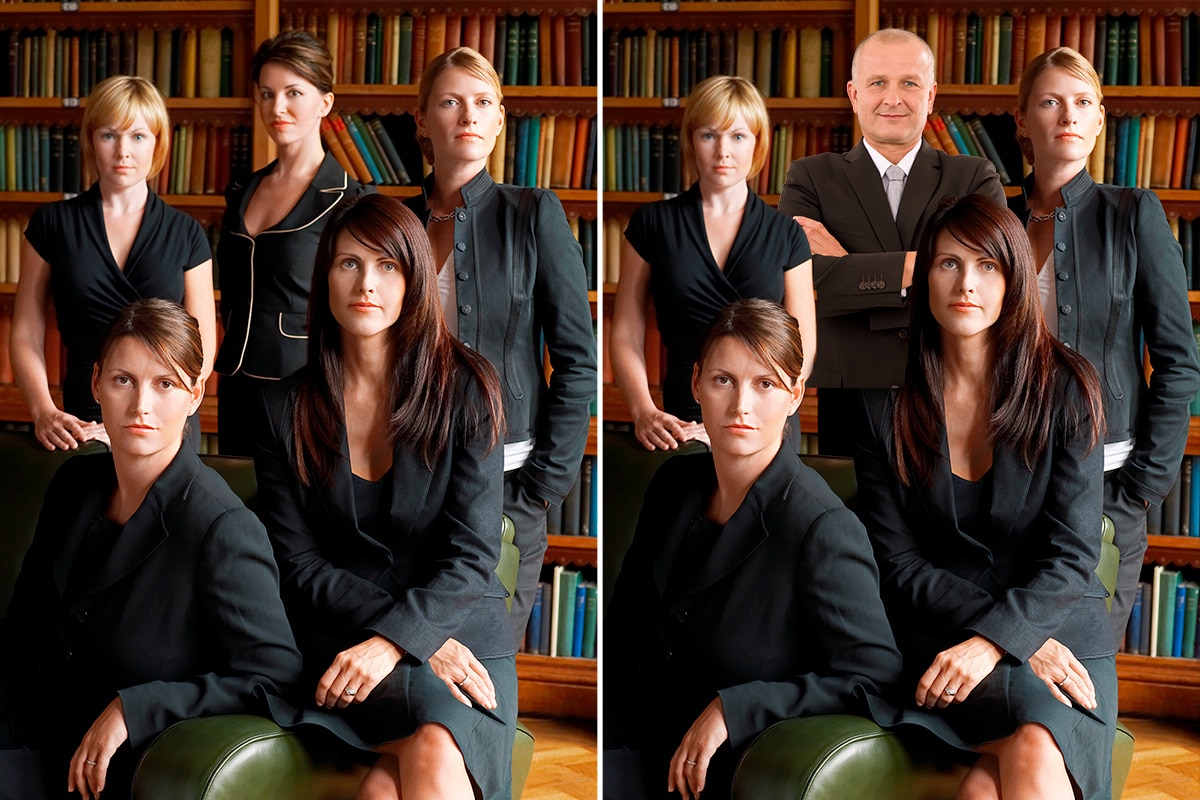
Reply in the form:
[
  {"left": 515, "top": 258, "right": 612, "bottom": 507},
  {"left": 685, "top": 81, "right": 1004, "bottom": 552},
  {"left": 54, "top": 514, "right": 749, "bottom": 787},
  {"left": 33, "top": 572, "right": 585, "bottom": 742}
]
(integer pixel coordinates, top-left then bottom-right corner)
[{"left": 778, "top": 28, "right": 1006, "bottom": 455}]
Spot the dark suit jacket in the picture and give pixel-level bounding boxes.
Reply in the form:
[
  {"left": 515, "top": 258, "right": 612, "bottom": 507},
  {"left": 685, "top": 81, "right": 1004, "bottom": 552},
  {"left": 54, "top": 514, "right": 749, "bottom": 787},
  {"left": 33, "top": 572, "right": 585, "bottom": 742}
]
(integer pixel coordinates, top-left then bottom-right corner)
[
  {"left": 604, "top": 447, "right": 904, "bottom": 756},
  {"left": 215, "top": 153, "right": 372, "bottom": 380},
  {"left": 2, "top": 447, "right": 303, "bottom": 752},
  {"left": 778, "top": 141, "right": 1005, "bottom": 388},
  {"left": 252, "top": 371, "right": 514, "bottom": 666},
  {"left": 851, "top": 386, "right": 1113, "bottom": 670}
]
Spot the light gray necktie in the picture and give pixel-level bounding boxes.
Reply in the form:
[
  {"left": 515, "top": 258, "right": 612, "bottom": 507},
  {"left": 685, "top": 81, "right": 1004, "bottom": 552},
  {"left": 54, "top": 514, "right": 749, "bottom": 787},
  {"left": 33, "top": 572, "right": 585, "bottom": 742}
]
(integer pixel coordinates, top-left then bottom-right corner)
[{"left": 885, "top": 164, "right": 906, "bottom": 221}]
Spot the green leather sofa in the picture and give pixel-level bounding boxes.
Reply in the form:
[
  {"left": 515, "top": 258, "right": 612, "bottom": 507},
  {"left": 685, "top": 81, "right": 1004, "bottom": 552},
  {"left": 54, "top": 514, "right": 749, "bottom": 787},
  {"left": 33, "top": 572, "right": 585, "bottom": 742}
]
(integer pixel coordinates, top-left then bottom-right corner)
[
  {"left": 602, "top": 426, "right": 1135, "bottom": 799},
  {"left": 0, "top": 429, "right": 534, "bottom": 800}
]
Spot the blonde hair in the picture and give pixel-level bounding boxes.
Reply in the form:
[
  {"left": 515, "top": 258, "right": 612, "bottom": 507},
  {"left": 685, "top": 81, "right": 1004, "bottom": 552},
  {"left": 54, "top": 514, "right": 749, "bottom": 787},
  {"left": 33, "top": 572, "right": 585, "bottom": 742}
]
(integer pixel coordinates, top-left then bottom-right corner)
[
  {"left": 1017, "top": 47, "right": 1104, "bottom": 164},
  {"left": 417, "top": 47, "right": 505, "bottom": 165},
  {"left": 82, "top": 75, "right": 171, "bottom": 180},
  {"left": 681, "top": 75, "right": 771, "bottom": 180}
]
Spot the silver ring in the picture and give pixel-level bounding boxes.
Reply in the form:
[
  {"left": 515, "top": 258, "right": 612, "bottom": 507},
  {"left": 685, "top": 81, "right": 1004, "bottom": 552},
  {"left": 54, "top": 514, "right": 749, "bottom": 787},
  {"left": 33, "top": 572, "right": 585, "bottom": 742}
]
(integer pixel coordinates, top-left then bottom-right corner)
[
  {"left": 461, "top": 675, "right": 472, "bottom": 685},
  {"left": 944, "top": 687, "right": 957, "bottom": 697},
  {"left": 685, "top": 760, "right": 697, "bottom": 766},
  {"left": 1060, "top": 675, "right": 1072, "bottom": 685},
  {"left": 85, "top": 760, "right": 97, "bottom": 766},
  {"left": 344, "top": 687, "right": 357, "bottom": 697}
]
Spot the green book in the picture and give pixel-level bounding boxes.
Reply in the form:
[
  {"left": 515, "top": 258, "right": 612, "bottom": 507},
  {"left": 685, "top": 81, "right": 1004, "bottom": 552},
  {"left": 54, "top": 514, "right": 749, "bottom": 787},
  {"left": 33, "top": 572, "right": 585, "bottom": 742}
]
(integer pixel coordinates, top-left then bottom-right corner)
[
  {"left": 14, "top": 125, "right": 24, "bottom": 192},
  {"left": 965, "top": 116, "right": 1011, "bottom": 183},
  {"left": 1155, "top": 567, "right": 1180, "bottom": 656},
  {"left": 523, "top": 114, "right": 540, "bottom": 188},
  {"left": 1124, "top": 115, "right": 1141, "bottom": 187},
  {"left": 997, "top": 15, "right": 1013, "bottom": 84},
  {"left": 0, "top": 126, "right": 8, "bottom": 192},
  {"left": 820, "top": 27, "right": 833, "bottom": 97},
  {"left": 1122, "top": 17, "right": 1139, "bottom": 87},
  {"left": 367, "top": 117, "right": 411, "bottom": 185},
  {"left": 522, "top": 15, "right": 539, "bottom": 87},
  {"left": 1182, "top": 583, "right": 1199, "bottom": 658},
  {"left": 352, "top": 112, "right": 397, "bottom": 184},
  {"left": 38, "top": 124, "right": 49, "bottom": 191},
  {"left": 1104, "top": 16, "right": 1120, "bottom": 86},
  {"left": 581, "top": 583, "right": 598, "bottom": 659},
  {"left": 220, "top": 28, "right": 232, "bottom": 96},
  {"left": 503, "top": 16, "right": 520, "bottom": 86},
  {"left": 397, "top": 15, "right": 413, "bottom": 85},
  {"left": 554, "top": 567, "right": 580, "bottom": 657}
]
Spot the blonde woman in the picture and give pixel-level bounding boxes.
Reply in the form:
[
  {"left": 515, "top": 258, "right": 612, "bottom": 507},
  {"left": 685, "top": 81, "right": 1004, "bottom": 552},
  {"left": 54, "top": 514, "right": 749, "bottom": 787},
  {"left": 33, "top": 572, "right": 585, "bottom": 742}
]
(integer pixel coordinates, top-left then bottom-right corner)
[
  {"left": 12, "top": 75, "right": 215, "bottom": 451},
  {"left": 611, "top": 75, "right": 816, "bottom": 452}
]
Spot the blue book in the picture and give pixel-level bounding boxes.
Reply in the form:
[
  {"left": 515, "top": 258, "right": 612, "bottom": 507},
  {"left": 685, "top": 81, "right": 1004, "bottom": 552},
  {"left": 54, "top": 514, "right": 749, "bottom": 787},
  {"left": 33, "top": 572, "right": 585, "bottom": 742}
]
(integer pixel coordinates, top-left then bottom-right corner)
[
  {"left": 1139, "top": 581, "right": 1152, "bottom": 655},
  {"left": 941, "top": 114, "right": 973, "bottom": 157},
  {"left": 1173, "top": 583, "right": 1188, "bottom": 657},
  {"left": 537, "top": 581, "right": 551, "bottom": 655},
  {"left": 342, "top": 114, "right": 385, "bottom": 184},
  {"left": 524, "top": 115, "right": 541, "bottom": 188},
  {"left": 1191, "top": 456, "right": 1200, "bottom": 536},
  {"left": 1126, "top": 583, "right": 1143, "bottom": 654},
  {"left": 582, "top": 584, "right": 597, "bottom": 658},
  {"left": 525, "top": 583, "right": 543, "bottom": 654},
  {"left": 513, "top": 116, "right": 529, "bottom": 188},
  {"left": 1123, "top": 115, "right": 1141, "bottom": 188},
  {"left": 571, "top": 582, "right": 587, "bottom": 657},
  {"left": 1113, "top": 116, "right": 1130, "bottom": 188}
]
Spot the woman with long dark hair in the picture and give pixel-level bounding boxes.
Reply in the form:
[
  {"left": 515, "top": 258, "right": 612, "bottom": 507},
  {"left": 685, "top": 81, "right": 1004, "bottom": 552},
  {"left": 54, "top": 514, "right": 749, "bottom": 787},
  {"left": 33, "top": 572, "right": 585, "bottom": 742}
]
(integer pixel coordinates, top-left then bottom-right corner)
[
  {"left": 253, "top": 193, "right": 514, "bottom": 800},
  {"left": 853, "top": 195, "right": 1114, "bottom": 799}
]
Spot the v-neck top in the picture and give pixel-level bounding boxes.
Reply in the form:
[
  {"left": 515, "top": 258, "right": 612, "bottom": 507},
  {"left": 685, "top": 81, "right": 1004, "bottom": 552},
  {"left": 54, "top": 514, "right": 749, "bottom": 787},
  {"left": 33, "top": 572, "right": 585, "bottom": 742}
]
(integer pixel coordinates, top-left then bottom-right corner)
[
  {"left": 25, "top": 183, "right": 210, "bottom": 420},
  {"left": 625, "top": 183, "right": 811, "bottom": 420},
  {"left": 952, "top": 468, "right": 994, "bottom": 546}
]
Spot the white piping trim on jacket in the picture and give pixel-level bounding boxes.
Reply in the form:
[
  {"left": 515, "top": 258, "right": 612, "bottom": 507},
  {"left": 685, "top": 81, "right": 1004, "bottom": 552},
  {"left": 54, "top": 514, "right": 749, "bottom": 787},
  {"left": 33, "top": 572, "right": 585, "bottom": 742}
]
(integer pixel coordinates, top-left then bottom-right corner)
[{"left": 278, "top": 313, "right": 308, "bottom": 339}]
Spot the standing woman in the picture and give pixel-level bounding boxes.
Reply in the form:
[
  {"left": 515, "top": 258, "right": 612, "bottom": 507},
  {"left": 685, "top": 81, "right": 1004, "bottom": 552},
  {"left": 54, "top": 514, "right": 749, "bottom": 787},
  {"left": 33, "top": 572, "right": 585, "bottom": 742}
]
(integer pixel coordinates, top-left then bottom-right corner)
[
  {"left": 1, "top": 299, "right": 302, "bottom": 800},
  {"left": 253, "top": 194, "right": 515, "bottom": 800},
  {"left": 1012, "top": 47, "right": 1200, "bottom": 646},
  {"left": 853, "top": 195, "right": 1113, "bottom": 799},
  {"left": 610, "top": 75, "right": 815, "bottom": 452},
  {"left": 11, "top": 75, "right": 215, "bottom": 451},
  {"left": 605, "top": 299, "right": 903, "bottom": 800},
  {"left": 406, "top": 47, "right": 596, "bottom": 642},
  {"left": 215, "top": 30, "right": 370, "bottom": 456}
]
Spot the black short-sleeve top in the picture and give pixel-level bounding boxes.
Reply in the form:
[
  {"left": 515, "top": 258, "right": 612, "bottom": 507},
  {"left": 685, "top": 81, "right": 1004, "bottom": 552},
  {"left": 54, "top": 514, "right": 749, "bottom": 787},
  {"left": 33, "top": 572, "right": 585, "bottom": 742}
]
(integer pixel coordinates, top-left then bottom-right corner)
[
  {"left": 25, "top": 183, "right": 210, "bottom": 420},
  {"left": 625, "top": 183, "right": 811, "bottom": 420}
]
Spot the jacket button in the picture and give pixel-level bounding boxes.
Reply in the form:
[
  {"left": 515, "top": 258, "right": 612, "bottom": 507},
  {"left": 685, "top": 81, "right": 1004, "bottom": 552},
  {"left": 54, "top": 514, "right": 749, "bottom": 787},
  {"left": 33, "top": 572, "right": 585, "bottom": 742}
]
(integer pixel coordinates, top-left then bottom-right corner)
[
  {"left": 898, "top": 329, "right": 908, "bottom": 339},
  {"left": 1060, "top": 304, "right": 1072, "bottom": 315},
  {"left": 858, "top": 280, "right": 867, "bottom": 290},
  {"left": 455, "top": 242, "right": 467, "bottom": 252},
  {"left": 460, "top": 304, "right": 473, "bottom": 315},
  {"left": 675, "top": 608, "right": 688, "bottom": 623},
  {"left": 1057, "top": 211, "right": 1066, "bottom": 221},
  {"left": 1055, "top": 242, "right": 1067, "bottom": 252},
  {"left": 457, "top": 211, "right": 466, "bottom": 221},
  {"left": 1056, "top": 271, "right": 1069, "bottom": 281},
  {"left": 463, "top": 341, "right": 473, "bottom": 349},
  {"left": 75, "top": 608, "right": 87, "bottom": 623},
  {"left": 456, "top": 270, "right": 469, "bottom": 281},
  {"left": 1063, "top": 341, "right": 1073, "bottom": 349}
]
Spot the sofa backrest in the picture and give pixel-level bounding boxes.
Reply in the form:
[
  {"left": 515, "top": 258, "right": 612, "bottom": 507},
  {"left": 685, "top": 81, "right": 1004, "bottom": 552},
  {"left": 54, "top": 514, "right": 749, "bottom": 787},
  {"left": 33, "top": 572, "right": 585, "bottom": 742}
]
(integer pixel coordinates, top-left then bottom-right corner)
[{"left": 0, "top": 430, "right": 257, "bottom": 617}]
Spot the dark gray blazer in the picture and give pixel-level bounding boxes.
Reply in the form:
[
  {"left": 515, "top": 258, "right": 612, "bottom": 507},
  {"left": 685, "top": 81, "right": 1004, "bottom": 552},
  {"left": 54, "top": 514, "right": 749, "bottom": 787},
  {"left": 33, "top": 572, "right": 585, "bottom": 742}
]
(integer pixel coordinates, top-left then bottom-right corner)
[
  {"left": 252, "top": 371, "right": 514, "bottom": 665},
  {"left": 406, "top": 169, "right": 596, "bottom": 505},
  {"left": 778, "top": 141, "right": 1005, "bottom": 388},
  {"left": 2, "top": 447, "right": 303, "bottom": 752},
  {"left": 605, "top": 447, "right": 904, "bottom": 755},
  {"left": 851, "top": 386, "right": 1112, "bottom": 669}
]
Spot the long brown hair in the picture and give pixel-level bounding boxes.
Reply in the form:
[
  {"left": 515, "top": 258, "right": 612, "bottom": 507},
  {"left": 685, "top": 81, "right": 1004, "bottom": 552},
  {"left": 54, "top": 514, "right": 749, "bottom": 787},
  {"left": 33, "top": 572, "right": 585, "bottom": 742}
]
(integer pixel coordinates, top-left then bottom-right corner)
[
  {"left": 893, "top": 194, "right": 1102, "bottom": 486},
  {"left": 293, "top": 193, "right": 502, "bottom": 485}
]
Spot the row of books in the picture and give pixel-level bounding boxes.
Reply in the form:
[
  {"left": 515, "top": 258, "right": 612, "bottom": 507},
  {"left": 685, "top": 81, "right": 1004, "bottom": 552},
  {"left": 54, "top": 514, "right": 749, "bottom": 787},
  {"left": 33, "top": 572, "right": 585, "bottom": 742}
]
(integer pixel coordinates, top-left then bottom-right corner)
[
  {"left": 1177, "top": 221, "right": 1200, "bottom": 292},
  {"left": 1, "top": 27, "right": 244, "bottom": 99},
  {"left": 602, "top": 122, "right": 852, "bottom": 196},
  {"left": 547, "top": 455, "right": 596, "bottom": 538},
  {"left": 1122, "top": 566, "right": 1199, "bottom": 658},
  {"left": 281, "top": 11, "right": 597, "bottom": 88},
  {"left": 1148, "top": 456, "right": 1200, "bottom": 538},
  {"left": 0, "top": 122, "right": 252, "bottom": 196},
  {"left": 522, "top": 565, "right": 597, "bottom": 659},
  {"left": 568, "top": 218, "right": 599, "bottom": 294},
  {"left": 922, "top": 113, "right": 1019, "bottom": 185},
  {"left": 885, "top": 11, "right": 1200, "bottom": 87},
  {"left": 604, "top": 26, "right": 849, "bottom": 100}
]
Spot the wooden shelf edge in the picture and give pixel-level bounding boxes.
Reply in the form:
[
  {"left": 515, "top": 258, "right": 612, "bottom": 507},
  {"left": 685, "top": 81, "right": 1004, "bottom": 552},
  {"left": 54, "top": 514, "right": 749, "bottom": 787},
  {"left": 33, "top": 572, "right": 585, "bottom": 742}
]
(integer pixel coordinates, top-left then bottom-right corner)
[
  {"left": 603, "top": 1, "right": 854, "bottom": 14},
  {"left": 0, "top": 1, "right": 254, "bottom": 15}
]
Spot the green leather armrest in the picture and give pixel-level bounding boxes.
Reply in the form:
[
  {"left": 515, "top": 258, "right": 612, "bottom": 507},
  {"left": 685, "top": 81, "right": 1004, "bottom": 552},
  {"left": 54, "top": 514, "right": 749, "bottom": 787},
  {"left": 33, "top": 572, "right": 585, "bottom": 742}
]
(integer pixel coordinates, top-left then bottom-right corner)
[
  {"left": 134, "top": 716, "right": 537, "bottom": 800},
  {"left": 731, "top": 715, "right": 1136, "bottom": 800},
  {"left": 498, "top": 514, "right": 518, "bottom": 613}
]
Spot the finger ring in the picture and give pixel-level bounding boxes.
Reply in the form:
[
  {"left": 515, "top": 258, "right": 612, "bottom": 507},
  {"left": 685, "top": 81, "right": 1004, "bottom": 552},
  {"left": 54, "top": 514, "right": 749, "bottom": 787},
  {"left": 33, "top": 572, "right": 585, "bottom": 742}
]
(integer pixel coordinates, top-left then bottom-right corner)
[
  {"left": 461, "top": 675, "right": 472, "bottom": 685},
  {"left": 85, "top": 760, "right": 97, "bottom": 766},
  {"left": 1060, "top": 675, "right": 1072, "bottom": 685},
  {"left": 344, "top": 687, "right": 357, "bottom": 697},
  {"left": 685, "top": 760, "right": 697, "bottom": 766},
  {"left": 944, "top": 687, "right": 957, "bottom": 697}
]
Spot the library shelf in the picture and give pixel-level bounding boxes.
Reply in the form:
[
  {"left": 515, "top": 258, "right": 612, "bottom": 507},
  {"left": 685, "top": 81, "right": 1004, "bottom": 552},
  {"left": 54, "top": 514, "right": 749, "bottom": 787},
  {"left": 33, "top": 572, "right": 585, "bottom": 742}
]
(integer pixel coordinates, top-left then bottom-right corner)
[
  {"left": 1144, "top": 536, "right": 1200, "bottom": 569},
  {"left": 1116, "top": 654, "right": 1200, "bottom": 720},
  {"left": 546, "top": 534, "right": 597, "bottom": 569},
  {"left": 333, "top": 84, "right": 597, "bottom": 117},
  {"left": 513, "top": 653, "right": 596, "bottom": 719},
  {"left": 0, "top": 1, "right": 255, "bottom": 18}
]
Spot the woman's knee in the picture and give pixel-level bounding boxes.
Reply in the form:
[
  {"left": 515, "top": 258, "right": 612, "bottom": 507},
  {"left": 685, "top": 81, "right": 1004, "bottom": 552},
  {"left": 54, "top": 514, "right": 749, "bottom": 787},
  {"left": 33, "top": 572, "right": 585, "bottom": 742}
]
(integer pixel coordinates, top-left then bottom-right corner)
[
  {"left": 1007, "top": 723, "right": 1063, "bottom": 765},
  {"left": 956, "top": 755, "right": 1001, "bottom": 800},
  {"left": 406, "top": 723, "right": 465, "bottom": 767}
]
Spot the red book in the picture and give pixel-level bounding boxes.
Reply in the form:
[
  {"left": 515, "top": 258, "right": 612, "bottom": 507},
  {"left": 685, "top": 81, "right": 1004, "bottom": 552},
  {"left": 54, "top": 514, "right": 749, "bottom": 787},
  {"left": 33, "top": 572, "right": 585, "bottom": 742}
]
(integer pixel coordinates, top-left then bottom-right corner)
[
  {"left": 571, "top": 115, "right": 590, "bottom": 188},
  {"left": 480, "top": 15, "right": 496, "bottom": 64},
  {"left": 1166, "top": 15, "right": 1183, "bottom": 86},
  {"left": 1011, "top": 15, "right": 1028, "bottom": 82},
  {"left": 1080, "top": 15, "right": 1097, "bottom": 65},
  {"left": 552, "top": 14, "right": 567, "bottom": 86},
  {"left": 463, "top": 14, "right": 481, "bottom": 52},
  {"left": 1063, "top": 14, "right": 1081, "bottom": 51},
  {"left": 1152, "top": 14, "right": 1166, "bottom": 86},
  {"left": 1044, "top": 14, "right": 1062, "bottom": 50},
  {"left": 565, "top": 15, "right": 582, "bottom": 86},
  {"left": 0, "top": 307, "right": 13, "bottom": 384},
  {"left": 411, "top": 15, "right": 428, "bottom": 82},
  {"left": 1171, "top": 112, "right": 1190, "bottom": 188},
  {"left": 217, "top": 126, "right": 231, "bottom": 194},
  {"left": 445, "top": 14, "right": 461, "bottom": 51}
]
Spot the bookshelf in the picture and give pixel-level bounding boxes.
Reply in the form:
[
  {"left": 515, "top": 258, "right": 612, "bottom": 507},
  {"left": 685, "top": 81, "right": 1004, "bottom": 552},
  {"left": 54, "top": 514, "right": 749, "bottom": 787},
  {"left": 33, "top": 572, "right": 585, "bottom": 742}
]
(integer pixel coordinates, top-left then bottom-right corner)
[{"left": 278, "top": 0, "right": 599, "bottom": 718}]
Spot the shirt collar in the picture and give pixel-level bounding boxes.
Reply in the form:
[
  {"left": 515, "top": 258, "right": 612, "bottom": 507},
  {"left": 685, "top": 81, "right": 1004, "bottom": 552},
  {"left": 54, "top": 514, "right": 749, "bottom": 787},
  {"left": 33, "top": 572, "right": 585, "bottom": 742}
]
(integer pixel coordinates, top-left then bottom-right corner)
[{"left": 862, "top": 139, "right": 922, "bottom": 179}]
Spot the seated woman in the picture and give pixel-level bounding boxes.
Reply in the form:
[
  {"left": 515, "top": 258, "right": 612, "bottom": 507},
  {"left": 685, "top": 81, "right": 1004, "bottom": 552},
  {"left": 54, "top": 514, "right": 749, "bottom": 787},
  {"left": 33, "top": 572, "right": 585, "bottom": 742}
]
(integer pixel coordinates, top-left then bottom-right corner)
[
  {"left": 604, "top": 298, "right": 904, "bottom": 800},
  {"left": 252, "top": 193, "right": 514, "bottom": 800},
  {"left": 852, "top": 195, "right": 1113, "bottom": 800},
  {"left": 0, "top": 298, "right": 302, "bottom": 800}
]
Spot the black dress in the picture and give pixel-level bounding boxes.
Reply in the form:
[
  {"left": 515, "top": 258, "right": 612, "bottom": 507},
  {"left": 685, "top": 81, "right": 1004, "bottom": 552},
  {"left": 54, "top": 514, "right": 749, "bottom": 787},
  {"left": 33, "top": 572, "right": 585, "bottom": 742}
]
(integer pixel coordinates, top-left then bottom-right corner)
[
  {"left": 24, "top": 184, "right": 210, "bottom": 422},
  {"left": 624, "top": 183, "right": 810, "bottom": 422}
]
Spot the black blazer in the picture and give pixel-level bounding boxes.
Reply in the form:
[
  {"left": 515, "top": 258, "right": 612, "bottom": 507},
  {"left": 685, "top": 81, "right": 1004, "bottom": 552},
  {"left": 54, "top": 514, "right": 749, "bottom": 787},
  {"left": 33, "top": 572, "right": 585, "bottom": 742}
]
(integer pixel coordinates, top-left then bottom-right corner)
[
  {"left": 851, "top": 387, "right": 1112, "bottom": 669},
  {"left": 215, "top": 153, "right": 371, "bottom": 380},
  {"left": 252, "top": 371, "right": 514, "bottom": 665},
  {"left": 2, "top": 447, "right": 303, "bottom": 752},
  {"left": 604, "top": 447, "right": 904, "bottom": 754},
  {"left": 778, "top": 141, "right": 1005, "bottom": 388}
]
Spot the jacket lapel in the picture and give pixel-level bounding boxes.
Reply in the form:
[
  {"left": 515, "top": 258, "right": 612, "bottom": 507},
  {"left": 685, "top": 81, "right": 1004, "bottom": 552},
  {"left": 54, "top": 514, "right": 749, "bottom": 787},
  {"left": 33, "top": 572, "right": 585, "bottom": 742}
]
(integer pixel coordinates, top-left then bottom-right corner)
[
  {"left": 845, "top": 143, "right": 904, "bottom": 252},
  {"left": 70, "top": 447, "right": 201, "bottom": 599},
  {"left": 896, "top": 143, "right": 941, "bottom": 248},
  {"left": 916, "top": 427, "right": 965, "bottom": 540},
  {"left": 988, "top": 446, "right": 1033, "bottom": 542}
]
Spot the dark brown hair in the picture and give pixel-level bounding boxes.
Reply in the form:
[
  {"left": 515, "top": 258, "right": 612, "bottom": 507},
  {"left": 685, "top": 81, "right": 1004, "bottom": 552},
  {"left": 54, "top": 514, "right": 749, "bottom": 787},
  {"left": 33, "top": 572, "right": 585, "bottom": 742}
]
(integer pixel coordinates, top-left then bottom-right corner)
[
  {"left": 252, "top": 30, "right": 334, "bottom": 94},
  {"left": 697, "top": 298, "right": 805, "bottom": 384},
  {"left": 293, "top": 193, "right": 502, "bottom": 485},
  {"left": 98, "top": 298, "right": 203, "bottom": 388},
  {"left": 893, "top": 194, "right": 1102, "bottom": 486}
]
